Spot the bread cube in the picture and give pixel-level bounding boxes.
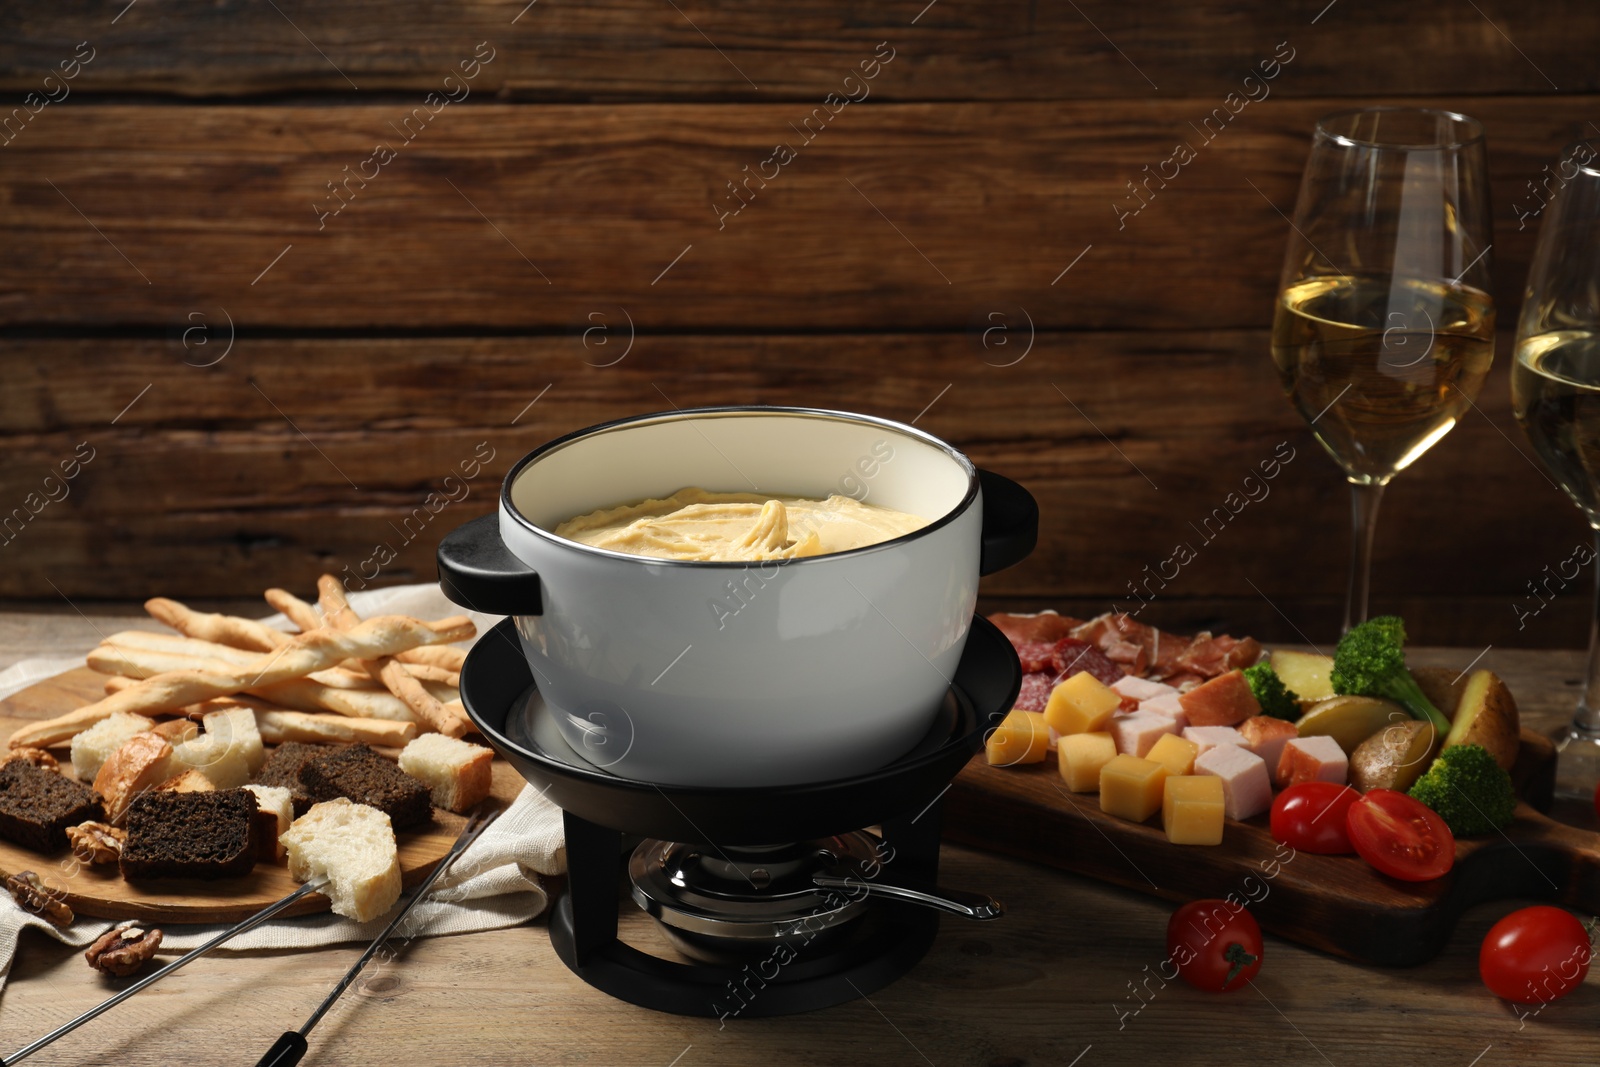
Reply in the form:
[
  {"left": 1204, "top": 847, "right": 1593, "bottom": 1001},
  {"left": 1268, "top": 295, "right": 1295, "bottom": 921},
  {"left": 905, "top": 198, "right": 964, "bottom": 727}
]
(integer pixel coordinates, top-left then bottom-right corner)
[
  {"left": 282, "top": 798, "right": 401, "bottom": 922},
  {"left": 71, "top": 712, "right": 155, "bottom": 782},
  {"left": 399, "top": 734, "right": 494, "bottom": 813},
  {"left": 1059, "top": 732, "right": 1117, "bottom": 792}
]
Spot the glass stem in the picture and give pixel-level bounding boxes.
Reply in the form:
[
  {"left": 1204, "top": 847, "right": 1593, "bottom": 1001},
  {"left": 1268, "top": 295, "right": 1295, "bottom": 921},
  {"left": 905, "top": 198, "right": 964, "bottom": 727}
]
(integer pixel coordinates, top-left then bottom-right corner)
[
  {"left": 1343, "top": 481, "right": 1386, "bottom": 634},
  {"left": 1580, "top": 531, "right": 1600, "bottom": 732}
]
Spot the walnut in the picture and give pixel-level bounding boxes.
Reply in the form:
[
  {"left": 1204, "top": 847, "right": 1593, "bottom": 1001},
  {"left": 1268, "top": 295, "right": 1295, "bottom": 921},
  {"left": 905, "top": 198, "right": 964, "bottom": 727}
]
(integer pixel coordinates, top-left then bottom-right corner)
[
  {"left": 4, "top": 747, "right": 58, "bottom": 770},
  {"left": 84, "top": 921, "right": 163, "bottom": 977},
  {"left": 67, "top": 822, "right": 126, "bottom": 865},
  {"left": 3, "top": 871, "right": 73, "bottom": 927}
]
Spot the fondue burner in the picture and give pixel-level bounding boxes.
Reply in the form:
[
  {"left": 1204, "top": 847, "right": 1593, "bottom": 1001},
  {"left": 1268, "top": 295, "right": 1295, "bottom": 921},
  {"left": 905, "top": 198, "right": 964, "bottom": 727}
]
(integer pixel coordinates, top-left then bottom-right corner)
[{"left": 459, "top": 615, "right": 1021, "bottom": 1017}]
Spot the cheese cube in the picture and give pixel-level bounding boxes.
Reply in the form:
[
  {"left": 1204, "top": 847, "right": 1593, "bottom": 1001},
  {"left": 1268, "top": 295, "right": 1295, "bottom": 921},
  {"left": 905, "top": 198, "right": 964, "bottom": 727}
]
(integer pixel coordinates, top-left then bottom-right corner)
[
  {"left": 1182, "top": 725, "right": 1246, "bottom": 756},
  {"left": 1044, "top": 672, "right": 1123, "bottom": 736},
  {"left": 1140, "top": 692, "right": 1189, "bottom": 731},
  {"left": 1237, "top": 715, "right": 1299, "bottom": 772},
  {"left": 1099, "top": 754, "right": 1169, "bottom": 822},
  {"left": 1111, "top": 676, "right": 1177, "bottom": 702},
  {"left": 1276, "top": 735, "right": 1349, "bottom": 788},
  {"left": 1059, "top": 731, "right": 1117, "bottom": 792},
  {"left": 1163, "top": 775, "right": 1225, "bottom": 845},
  {"left": 1109, "top": 710, "right": 1177, "bottom": 758},
  {"left": 984, "top": 710, "right": 1050, "bottom": 766},
  {"left": 1193, "top": 743, "right": 1273, "bottom": 821},
  {"left": 1145, "top": 733, "right": 1199, "bottom": 777},
  {"left": 1179, "top": 669, "right": 1262, "bottom": 727}
]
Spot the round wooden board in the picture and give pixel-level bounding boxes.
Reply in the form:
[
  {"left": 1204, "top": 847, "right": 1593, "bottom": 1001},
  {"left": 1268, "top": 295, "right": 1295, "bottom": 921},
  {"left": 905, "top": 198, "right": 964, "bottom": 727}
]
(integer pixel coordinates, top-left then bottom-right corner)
[{"left": 0, "top": 667, "right": 527, "bottom": 924}]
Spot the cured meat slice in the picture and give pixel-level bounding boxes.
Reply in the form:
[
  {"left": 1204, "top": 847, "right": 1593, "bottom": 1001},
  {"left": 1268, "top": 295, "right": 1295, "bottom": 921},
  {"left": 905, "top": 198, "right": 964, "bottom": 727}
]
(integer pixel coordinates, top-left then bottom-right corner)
[
  {"left": 988, "top": 611, "right": 1084, "bottom": 647},
  {"left": 1176, "top": 634, "right": 1264, "bottom": 679},
  {"left": 1048, "top": 638, "right": 1124, "bottom": 686},
  {"left": 1014, "top": 640, "right": 1061, "bottom": 674},
  {"left": 1014, "top": 672, "right": 1054, "bottom": 712}
]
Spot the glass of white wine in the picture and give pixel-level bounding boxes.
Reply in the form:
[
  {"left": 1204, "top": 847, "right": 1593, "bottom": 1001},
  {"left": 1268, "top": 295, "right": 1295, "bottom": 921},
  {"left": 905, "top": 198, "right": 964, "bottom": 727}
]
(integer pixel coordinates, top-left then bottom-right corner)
[
  {"left": 1510, "top": 136, "right": 1600, "bottom": 798},
  {"left": 1271, "top": 108, "right": 1495, "bottom": 633}
]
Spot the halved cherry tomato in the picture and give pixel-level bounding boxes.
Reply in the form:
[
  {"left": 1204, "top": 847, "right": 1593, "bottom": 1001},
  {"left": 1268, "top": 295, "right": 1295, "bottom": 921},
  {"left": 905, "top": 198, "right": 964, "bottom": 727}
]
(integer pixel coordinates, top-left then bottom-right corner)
[
  {"left": 1480, "top": 906, "right": 1593, "bottom": 1004},
  {"left": 1345, "top": 789, "right": 1454, "bottom": 881},
  {"left": 1270, "top": 782, "right": 1358, "bottom": 854},
  {"left": 1165, "top": 899, "right": 1263, "bottom": 993}
]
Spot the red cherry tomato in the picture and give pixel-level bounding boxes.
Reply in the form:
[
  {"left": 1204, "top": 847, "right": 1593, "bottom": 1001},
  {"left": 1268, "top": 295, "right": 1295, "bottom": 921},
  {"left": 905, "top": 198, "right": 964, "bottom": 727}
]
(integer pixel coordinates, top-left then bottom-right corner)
[
  {"left": 1345, "top": 789, "right": 1455, "bottom": 882},
  {"left": 1480, "top": 906, "right": 1593, "bottom": 1004},
  {"left": 1164, "top": 899, "right": 1264, "bottom": 993},
  {"left": 1270, "top": 782, "right": 1359, "bottom": 854}
]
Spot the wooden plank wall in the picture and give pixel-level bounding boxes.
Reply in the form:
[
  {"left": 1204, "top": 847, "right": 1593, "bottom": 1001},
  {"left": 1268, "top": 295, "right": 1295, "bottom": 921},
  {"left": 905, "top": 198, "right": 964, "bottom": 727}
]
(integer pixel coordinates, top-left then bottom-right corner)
[{"left": 1, "top": 1, "right": 1596, "bottom": 648}]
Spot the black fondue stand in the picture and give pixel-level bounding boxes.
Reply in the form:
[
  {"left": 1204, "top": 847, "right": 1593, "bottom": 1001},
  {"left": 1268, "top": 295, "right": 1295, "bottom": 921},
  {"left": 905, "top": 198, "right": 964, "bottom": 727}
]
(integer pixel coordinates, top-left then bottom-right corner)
[{"left": 440, "top": 470, "right": 1037, "bottom": 1017}]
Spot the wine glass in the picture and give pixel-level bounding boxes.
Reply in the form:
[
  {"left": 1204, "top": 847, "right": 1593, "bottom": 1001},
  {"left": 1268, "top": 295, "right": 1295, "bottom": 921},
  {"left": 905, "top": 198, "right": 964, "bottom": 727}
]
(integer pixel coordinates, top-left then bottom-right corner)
[
  {"left": 1509, "top": 135, "right": 1600, "bottom": 798},
  {"left": 1270, "top": 108, "right": 1496, "bottom": 633}
]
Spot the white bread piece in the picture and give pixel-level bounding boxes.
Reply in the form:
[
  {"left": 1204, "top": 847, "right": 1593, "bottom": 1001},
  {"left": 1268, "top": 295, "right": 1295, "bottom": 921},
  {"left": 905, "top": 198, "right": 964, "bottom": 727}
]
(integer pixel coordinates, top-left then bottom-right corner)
[
  {"left": 243, "top": 784, "right": 294, "bottom": 862},
  {"left": 201, "top": 707, "right": 265, "bottom": 773},
  {"left": 71, "top": 712, "right": 156, "bottom": 782},
  {"left": 282, "top": 798, "right": 401, "bottom": 921},
  {"left": 156, "top": 768, "right": 215, "bottom": 793},
  {"left": 399, "top": 733, "right": 493, "bottom": 813},
  {"left": 93, "top": 733, "right": 177, "bottom": 823}
]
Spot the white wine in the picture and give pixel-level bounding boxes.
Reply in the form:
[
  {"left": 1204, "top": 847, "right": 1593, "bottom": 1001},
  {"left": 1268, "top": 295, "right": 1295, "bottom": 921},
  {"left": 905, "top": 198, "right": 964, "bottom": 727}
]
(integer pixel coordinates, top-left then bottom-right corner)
[
  {"left": 1513, "top": 329, "right": 1600, "bottom": 527},
  {"left": 1271, "top": 274, "right": 1495, "bottom": 483}
]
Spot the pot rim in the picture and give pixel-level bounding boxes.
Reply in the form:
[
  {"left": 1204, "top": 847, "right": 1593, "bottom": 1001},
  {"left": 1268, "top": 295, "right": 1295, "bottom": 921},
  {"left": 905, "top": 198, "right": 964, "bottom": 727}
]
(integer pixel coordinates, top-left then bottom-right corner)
[{"left": 498, "top": 404, "right": 981, "bottom": 569}]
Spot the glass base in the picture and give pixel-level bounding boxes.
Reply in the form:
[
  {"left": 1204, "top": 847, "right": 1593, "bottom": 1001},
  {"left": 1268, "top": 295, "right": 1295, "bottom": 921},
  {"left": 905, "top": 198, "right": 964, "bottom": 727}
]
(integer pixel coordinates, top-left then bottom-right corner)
[{"left": 1550, "top": 718, "right": 1600, "bottom": 801}]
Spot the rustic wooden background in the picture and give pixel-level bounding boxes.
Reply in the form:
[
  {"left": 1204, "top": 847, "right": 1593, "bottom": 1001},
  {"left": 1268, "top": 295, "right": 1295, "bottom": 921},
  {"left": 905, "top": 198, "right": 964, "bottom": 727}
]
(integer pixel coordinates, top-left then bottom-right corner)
[{"left": 2, "top": 1, "right": 1597, "bottom": 647}]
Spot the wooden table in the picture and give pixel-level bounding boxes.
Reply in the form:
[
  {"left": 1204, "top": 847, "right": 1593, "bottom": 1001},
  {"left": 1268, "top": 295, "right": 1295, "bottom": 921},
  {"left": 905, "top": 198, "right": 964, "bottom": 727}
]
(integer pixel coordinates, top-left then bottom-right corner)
[{"left": 0, "top": 611, "right": 1596, "bottom": 1066}]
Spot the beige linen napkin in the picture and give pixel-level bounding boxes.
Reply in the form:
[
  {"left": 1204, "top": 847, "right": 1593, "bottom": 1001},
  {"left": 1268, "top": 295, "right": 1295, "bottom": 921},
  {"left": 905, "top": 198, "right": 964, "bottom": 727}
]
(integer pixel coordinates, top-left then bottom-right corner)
[{"left": 0, "top": 584, "right": 563, "bottom": 993}]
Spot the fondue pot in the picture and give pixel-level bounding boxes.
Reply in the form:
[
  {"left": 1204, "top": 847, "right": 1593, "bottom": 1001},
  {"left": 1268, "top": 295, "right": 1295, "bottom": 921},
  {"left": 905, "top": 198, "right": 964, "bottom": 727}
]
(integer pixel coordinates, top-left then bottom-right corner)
[{"left": 437, "top": 405, "right": 1036, "bottom": 788}]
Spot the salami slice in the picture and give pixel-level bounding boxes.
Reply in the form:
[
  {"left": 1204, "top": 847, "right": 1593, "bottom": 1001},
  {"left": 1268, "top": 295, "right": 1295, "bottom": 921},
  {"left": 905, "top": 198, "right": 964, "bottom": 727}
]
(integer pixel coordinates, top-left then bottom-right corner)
[
  {"left": 1014, "top": 640, "right": 1060, "bottom": 674},
  {"left": 1048, "top": 637, "right": 1125, "bottom": 686},
  {"left": 1014, "top": 672, "right": 1054, "bottom": 711}
]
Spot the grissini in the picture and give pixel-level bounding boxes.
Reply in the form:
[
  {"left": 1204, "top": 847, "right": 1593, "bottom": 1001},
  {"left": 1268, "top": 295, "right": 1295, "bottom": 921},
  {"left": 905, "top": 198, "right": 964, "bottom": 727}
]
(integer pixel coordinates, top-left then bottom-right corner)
[
  {"left": 97, "top": 660, "right": 421, "bottom": 724},
  {"left": 394, "top": 644, "right": 467, "bottom": 671},
  {"left": 264, "top": 588, "right": 322, "bottom": 633},
  {"left": 154, "top": 692, "right": 413, "bottom": 745},
  {"left": 261, "top": 590, "right": 461, "bottom": 683},
  {"left": 8, "top": 613, "right": 471, "bottom": 749},
  {"left": 317, "top": 575, "right": 470, "bottom": 738},
  {"left": 144, "top": 597, "right": 290, "bottom": 652}
]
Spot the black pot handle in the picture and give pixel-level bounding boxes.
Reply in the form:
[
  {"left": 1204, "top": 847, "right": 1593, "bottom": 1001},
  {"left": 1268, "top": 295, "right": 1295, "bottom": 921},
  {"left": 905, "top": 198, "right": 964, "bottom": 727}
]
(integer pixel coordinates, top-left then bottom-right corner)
[
  {"left": 977, "top": 469, "right": 1038, "bottom": 576},
  {"left": 437, "top": 513, "right": 544, "bottom": 616}
]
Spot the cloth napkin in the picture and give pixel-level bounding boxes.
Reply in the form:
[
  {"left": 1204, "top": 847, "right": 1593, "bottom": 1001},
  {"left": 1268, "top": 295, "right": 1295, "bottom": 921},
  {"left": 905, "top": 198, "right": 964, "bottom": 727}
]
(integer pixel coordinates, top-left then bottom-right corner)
[{"left": 0, "top": 583, "right": 564, "bottom": 994}]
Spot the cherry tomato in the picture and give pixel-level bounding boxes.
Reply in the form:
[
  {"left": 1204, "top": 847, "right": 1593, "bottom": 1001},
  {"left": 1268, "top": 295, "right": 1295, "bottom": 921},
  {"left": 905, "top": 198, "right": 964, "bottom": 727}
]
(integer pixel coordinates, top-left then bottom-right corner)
[
  {"left": 1270, "top": 782, "right": 1358, "bottom": 854},
  {"left": 1345, "top": 789, "right": 1455, "bottom": 881},
  {"left": 1480, "top": 906, "right": 1593, "bottom": 1004},
  {"left": 1165, "top": 899, "right": 1263, "bottom": 993}
]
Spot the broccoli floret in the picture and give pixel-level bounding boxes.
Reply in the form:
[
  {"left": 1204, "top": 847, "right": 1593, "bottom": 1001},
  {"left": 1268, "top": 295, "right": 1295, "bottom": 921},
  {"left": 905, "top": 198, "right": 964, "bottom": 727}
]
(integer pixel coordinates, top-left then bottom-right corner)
[
  {"left": 1330, "top": 616, "right": 1452, "bottom": 734},
  {"left": 1407, "top": 744, "right": 1516, "bottom": 836},
  {"left": 1243, "top": 662, "right": 1301, "bottom": 720}
]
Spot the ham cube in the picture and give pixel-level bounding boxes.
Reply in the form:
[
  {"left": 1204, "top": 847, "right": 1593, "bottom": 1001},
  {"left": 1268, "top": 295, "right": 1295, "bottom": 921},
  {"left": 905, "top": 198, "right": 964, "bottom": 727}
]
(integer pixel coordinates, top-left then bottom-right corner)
[
  {"left": 1112, "top": 676, "right": 1177, "bottom": 702},
  {"left": 1193, "top": 743, "right": 1273, "bottom": 821},
  {"left": 1178, "top": 669, "right": 1262, "bottom": 727},
  {"left": 1140, "top": 693, "right": 1188, "bottom": 731},
  {"left": 1109, "top": 710, "right": 1179, "bottom": 758},
  {"left": 1277, "top": 735, "right": 1348, "bottom": 788},
  {"left": 1182, "top": 725, "right": 1245, "bottom": 756},
  {"left": 1237, "top": 716, "right": 1299, "bottom": 773}
]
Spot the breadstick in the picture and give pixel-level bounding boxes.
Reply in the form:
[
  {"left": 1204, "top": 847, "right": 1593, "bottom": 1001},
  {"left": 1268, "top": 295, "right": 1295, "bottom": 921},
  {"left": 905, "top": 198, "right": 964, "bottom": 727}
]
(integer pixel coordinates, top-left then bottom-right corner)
[
  {"left": 317, "top": 575, "right": 470, "bottom": 738},
  {"left": 264, "top": 588, "right": 323, "bottom": 633},
  {"left": 9, "top": 613, "right": 470, "bottom": 748},
  {"left": 89, "top": 644, "right": 383, "bottom": 693},
  {"left": 253, "top": 710, "right": 417, "bottom": 747},
  {"left": 100, "top": 659, "right": 418, "bottom": 723},
  {"left": 396, "top": 645, "right": 467, "bottom": 671},
  {"left": 400, "top": 663, "right": 460, "bottom": 686},
  {"left": 144, "top": 597, "right": 290, "bottom": 652},
  {"left": 103, "top": 630, "right": 259, "bottom": 666}
]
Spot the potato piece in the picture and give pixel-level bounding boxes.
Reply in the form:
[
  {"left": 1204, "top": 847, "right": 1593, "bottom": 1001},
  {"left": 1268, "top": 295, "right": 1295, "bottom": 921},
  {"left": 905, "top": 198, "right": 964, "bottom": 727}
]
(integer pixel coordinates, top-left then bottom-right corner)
[
  {"left": 1445, "top": 670, "right": 1520, "bottom": 771},
  {"left": 1410, "top": 667, "right": 1467, "bottom": 723},
  {"left": 1270, "top": 650, "right": 1335, "bottom": 706},
  {"left": 1349, "top": 719, "right": 1440, "bottom": 793},
  {"left": 1294, "top": 695, "right": 1410, "bottom": 756}
]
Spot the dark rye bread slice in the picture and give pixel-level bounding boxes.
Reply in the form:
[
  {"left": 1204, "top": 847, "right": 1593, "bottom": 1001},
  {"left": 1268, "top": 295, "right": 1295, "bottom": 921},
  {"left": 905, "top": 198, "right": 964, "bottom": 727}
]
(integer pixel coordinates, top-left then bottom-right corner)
[
  {"left": 298, "top": 744, "right": 433, "bottom": 831},
  {"left": 252, "top": 742, "right": 330, "bottom": 816},
  {"left": 120, "top": 789, "right": 259, "bottom": 881},
  {"left": 0, "top": 760, "right": 104, "bottom": 853}
]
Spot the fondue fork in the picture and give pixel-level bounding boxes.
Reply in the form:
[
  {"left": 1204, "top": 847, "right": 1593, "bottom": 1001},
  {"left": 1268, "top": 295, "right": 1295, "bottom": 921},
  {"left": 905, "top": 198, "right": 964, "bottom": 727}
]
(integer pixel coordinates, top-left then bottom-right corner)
[
  {"left": 255, "top": 808, "right": 497, "bottom": 1067},
  {"left": 0, "top": 876, "right": 331, "bottom": 1066}
]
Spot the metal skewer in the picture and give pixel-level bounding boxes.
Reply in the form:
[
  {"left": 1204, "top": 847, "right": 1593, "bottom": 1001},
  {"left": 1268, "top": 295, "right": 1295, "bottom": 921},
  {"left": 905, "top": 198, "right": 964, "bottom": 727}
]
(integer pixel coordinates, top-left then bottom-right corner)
[
  {"left": 0, "top": 876, "right": 330, "bottom": 1066},
  {"left": 255, "top": 808, "right": 498, "bottom": 1067}
]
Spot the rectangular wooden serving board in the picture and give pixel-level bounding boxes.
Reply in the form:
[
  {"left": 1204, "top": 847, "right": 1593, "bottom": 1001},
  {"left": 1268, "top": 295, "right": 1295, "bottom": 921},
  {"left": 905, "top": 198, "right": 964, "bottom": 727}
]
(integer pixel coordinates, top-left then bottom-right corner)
[{"left": 942, "top": 728, "right": 1600, "bottom": 966}]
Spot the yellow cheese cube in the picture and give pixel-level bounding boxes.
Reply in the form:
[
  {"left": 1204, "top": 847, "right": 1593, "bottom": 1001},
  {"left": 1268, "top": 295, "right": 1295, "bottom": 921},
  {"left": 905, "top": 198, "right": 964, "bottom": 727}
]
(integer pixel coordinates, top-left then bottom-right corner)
[
  {"left": 1145, "top": 733, "right": 1198, "bottom": 778},
  {"left": 1058, "top": 731, "right": 1118, "bottom": 792},
  {"left": 1043, "top": 672, "right": 1122, "bottom": 736},
  {"left": 984, "top": 710, "right": 1049, "bottom": 766},
  {"left": 1163, "top": 775, "right": 1226, "bottom": 845},
  {"left": 1098, "top": 754, "right": 1168, "bottom": 822}
]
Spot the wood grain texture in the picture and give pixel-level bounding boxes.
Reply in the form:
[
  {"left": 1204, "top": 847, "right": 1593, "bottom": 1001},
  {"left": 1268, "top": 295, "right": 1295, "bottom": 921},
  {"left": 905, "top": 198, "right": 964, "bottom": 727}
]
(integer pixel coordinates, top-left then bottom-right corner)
[
  {"left": 1, "top": 332, "right": 1589, "bottom": 648},
  {"left": 0, "top": 667, "right": 523, "bottom": 922},
  {"left": 0, "top": 97, "right": 1593, "bottom": 330},
  {"left": 0, "top": 616, "right": 1597, "bottom": 1066},
  {"left": 3, "top": 1, "right": 1596, "bottom": 99}
]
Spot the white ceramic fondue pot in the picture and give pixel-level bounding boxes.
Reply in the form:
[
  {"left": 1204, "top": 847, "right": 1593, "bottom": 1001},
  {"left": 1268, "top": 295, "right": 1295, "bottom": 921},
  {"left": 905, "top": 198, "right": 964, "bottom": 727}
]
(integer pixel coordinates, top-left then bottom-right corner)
[{"left": 438, "top": 405, "right": 1036, "bottom": 788}]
